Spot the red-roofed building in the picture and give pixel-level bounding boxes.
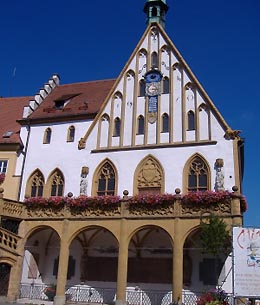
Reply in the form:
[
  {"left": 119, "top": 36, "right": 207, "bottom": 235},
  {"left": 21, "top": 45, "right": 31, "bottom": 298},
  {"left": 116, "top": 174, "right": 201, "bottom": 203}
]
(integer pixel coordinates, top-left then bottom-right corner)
[{"left": 0, "top": 96, "right": 31, "bottom": 199}]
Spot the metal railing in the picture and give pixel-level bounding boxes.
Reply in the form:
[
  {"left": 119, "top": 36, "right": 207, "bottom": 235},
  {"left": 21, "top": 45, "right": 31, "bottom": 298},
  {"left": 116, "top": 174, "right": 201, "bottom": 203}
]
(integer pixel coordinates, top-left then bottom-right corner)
[{"left": 19, "top": 283, "right": 233, "bottom": 305}]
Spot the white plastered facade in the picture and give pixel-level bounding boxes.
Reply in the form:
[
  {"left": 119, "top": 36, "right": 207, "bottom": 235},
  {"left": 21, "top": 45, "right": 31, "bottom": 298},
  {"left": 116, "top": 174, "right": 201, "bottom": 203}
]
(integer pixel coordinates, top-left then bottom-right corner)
[{"left": 18, "top": 24, "right": 238, "bottom": 201}]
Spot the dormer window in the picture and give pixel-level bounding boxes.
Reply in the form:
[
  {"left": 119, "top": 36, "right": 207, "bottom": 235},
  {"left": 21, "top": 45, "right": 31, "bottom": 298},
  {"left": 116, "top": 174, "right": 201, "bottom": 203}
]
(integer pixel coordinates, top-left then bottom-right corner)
[
  {"left": 2, "top": 131, "right": 13, "bottom": 138},
  {"left": 54, "top": 100, "right": 66, "bottom": 110},
  {"left": 53, "top": 94, "right": 78, "bottom": 110}
]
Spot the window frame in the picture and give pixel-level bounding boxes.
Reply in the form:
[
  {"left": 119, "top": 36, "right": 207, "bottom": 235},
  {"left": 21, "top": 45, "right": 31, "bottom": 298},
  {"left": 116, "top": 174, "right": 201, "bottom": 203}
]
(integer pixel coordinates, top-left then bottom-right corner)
[
  {"left": 113, "top": 117, "right": 121, "bottom": 137},
  {"left": 93, "top": 160, "right": 117, "bottom": 196},
  {"left": 184, "top": 155, "right": 210, "bottom": 193},
  {"left": 187, "top": 111, "right": 195, "bottom": 130},
  {"left": 43, "top": 127, "right": 52, "bottom": 144},
  {"left": 67, "top": 125, "right": 75, "bottom": 142},
  {"left": 161, "top": 113, "right": 169, "bottom": 133},
  {"left": 163, "top": 77, "right": 170, "bottom": 94},
  {"left": 137, "top": 115, "right": 145, "bottom": 135},
  {"left": 139, "top": 80, "right": 146, "bottom": 97},
  {"left": 0, "top": 160, "right": 8, "bottom": 173}
]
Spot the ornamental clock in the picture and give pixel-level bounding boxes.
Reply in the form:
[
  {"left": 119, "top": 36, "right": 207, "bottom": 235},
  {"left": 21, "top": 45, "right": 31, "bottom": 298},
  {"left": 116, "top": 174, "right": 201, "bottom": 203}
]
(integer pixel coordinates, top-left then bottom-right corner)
[{"left": 144, "top": 70, "right": 163, "bottom": 123}]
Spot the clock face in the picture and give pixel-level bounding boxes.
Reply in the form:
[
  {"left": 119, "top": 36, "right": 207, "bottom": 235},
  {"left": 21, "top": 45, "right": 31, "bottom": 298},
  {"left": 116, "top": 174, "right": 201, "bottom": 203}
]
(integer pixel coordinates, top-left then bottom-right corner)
[
  {"left": 144, "top": 69, "right": 163, "bottom": 96},
  {"left": 146, "top": 82, "right": 160, "bottom": 96}
]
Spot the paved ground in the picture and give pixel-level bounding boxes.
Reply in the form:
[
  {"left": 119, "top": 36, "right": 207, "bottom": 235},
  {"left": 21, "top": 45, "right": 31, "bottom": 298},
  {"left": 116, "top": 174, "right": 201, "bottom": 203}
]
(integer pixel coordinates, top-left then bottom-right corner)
[{"left": 0, "top": 300, "right": 53, "bottom": 305}]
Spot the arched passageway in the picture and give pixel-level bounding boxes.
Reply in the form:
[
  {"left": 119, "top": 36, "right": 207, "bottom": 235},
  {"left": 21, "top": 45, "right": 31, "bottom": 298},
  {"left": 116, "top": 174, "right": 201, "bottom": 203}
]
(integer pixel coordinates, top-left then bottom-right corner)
[
  {"left": 183, "top": 228, "right": 228, "bottom": 293},
  {"left": 128, "top": 226, "right": 173, "bottom": 285},
  {"left": 0, "top": 263, "right": 11, "bottom": 296}
]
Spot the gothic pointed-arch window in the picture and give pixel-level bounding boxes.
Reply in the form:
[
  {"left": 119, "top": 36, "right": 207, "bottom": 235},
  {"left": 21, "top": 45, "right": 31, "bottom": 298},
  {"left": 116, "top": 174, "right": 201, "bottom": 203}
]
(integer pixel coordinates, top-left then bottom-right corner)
[
  {"left": 186, "top": 156, "right": 209, "bottom": 192},
  {"left": 151, "top": 52, "right": 158, "bottom": 68},
  {"left": 47, "top": 169, "right": 64, "bottom": 197},
  {"left": 26, "top": 170, "right": 44, "bottom": 197},
  {"left": 163, "top": 77, "right": 170, "bottom": 94},
  {"left": 113, "top": 117, "right": 121, "bottom": 137},
  {"left": 187, "top": 111, "right": 195, "bottom": 130},
  {"left": 162, "top": 113, "right": 169, "bottom": 133},
  {"left": 43, "top": 128, "right": 52, "bottom": 144},
  {"left": 139, "top": 80, "right": 146, "bottom": 97},
  {"left": 67, "top": 125, "right": 75, "bottom": 142},
  {"left": 96, "top": 162, "right": 116, "bottom": 196},
  {"left": 137, "top": 115, "right": 145, "bottom": 135}
]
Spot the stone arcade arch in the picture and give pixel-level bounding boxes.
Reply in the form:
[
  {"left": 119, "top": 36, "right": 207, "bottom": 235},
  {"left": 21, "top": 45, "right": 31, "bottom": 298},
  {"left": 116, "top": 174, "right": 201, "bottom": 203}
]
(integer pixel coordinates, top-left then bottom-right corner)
[
  {"left": 128, "top": 225, "right": 173, "bottom": 286},
  {"left": 1, "top": 193, "right": 242, "bottom": 305},
  {"left": 0, "top": 261, "right": 12, "bottom": 296},
  {"left": 183, "top": 227, "right": 228, "bottom": 293},
  {"left": 20, "top": 226, "right": 61, "bottom": 290},
  {"left": 71, "top": 226, "right": 119, "bottom": 284}
]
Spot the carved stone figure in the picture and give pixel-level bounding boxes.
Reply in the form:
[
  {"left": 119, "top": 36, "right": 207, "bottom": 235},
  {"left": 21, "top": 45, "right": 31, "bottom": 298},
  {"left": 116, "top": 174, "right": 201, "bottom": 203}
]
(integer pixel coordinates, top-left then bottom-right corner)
[
  {"left": 215, "top": 159, "right": 225, "bottom": 191},
  {"left": 80, "top": 167, "right": 89, "bottom": 195}
]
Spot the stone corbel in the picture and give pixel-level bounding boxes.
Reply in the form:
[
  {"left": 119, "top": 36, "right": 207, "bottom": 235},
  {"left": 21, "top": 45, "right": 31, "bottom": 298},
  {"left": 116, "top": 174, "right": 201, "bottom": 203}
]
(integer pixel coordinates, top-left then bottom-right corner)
[{"left": 224, "top": 128, "right": 241, "bottom": 140}]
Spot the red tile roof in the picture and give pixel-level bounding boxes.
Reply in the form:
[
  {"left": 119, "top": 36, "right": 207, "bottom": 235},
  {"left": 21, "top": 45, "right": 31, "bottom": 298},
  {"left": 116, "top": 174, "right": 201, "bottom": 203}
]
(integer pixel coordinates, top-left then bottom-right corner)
[
  {"left": 28, "top": 79, "right": 115, "bottom": 121},
  {"left": 0, "top": 96, "right": 32, "bottom": 145},
  {"left": 0, "top": 79, "right": 115, "bottom": 145}
]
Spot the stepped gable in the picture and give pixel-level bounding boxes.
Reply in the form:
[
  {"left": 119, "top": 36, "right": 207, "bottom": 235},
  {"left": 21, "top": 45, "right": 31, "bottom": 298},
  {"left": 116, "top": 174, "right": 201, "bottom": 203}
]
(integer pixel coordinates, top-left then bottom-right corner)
[
  {"left": 0, "top": 96, "right": 32, "bottom": 144},
  {"left": 28, "top": 79, "right": 116, "bottom": 121}
]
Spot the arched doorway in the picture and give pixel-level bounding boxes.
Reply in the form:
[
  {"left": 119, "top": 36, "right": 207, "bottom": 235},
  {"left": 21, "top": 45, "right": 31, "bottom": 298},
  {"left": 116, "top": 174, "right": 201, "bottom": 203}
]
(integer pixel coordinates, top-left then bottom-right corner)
[{"left": 0, "top": 263, "right": 11, "bottom": 296}]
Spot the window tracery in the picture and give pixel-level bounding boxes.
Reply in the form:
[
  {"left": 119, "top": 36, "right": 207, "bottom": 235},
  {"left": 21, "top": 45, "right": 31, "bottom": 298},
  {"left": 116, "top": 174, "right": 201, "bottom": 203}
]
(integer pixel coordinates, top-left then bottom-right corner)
[
  {"left": 96, "top": 162, "right": 116, "bottom": 196},
  {"left": 187, "top": 156, "right": 209, "bottom": 192},
  {"left": 49, "top": 170, "right": 64, "bottom": 197},
  {"left": 28, "top": 170, "right": 44, "bottom": 197}
]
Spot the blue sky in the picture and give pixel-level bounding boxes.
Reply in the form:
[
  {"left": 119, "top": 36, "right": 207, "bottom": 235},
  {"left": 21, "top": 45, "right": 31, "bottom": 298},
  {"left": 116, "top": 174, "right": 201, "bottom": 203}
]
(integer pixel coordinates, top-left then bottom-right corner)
[{"left": 0, "top": 0, "right": 259, "bottom": 226}]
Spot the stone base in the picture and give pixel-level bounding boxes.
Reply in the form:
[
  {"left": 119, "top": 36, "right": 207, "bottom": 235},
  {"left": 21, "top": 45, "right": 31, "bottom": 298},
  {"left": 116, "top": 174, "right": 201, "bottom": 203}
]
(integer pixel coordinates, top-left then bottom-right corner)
[
  {"left": 115, "top": 300, "right": 127, "bottom": 305},
  {"left": 54, "top": 295, "right": 66, "bottom": 305},
  {"left": 0, "top": 296, "right": 8, "bottom": 303}
]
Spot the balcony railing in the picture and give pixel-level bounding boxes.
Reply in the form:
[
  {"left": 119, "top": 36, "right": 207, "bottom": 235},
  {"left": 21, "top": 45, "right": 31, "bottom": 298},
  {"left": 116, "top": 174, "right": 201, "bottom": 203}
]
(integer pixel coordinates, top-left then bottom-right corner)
[{"left": 0, "top": 190, "right": 246, "bottom": 221}]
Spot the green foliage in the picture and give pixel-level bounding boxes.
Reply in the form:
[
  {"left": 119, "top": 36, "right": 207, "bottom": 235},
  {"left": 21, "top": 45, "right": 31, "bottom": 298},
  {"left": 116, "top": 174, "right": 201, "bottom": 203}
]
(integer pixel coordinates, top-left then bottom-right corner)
[{"left": 200, "top": 215, "right": 231, "bottom": 256}]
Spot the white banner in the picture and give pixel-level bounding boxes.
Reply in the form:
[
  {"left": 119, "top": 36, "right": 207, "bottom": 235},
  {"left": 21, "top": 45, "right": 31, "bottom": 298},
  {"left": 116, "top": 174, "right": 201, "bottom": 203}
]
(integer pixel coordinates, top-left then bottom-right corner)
[{"left": 233, "top": 227, "right": 260, "bottom": 297}]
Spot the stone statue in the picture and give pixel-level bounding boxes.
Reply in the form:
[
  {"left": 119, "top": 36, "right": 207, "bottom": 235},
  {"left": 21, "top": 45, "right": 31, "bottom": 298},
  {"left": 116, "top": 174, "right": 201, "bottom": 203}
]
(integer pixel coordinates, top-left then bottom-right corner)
[
  {"left": 80, "top": 166, "right": 89, "bottom": 195},
  {"left": 215, "top": 159, "right": 225, "bottom": 191}
]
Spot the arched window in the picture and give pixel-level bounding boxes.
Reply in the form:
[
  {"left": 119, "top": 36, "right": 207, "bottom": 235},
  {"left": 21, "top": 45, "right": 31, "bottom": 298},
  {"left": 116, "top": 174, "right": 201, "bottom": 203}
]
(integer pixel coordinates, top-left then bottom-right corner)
[
  {"left": 139, "top": 80, "right": 146, "bottom": 97},
  {"left": 187, "top": 111, "right": 195, "bottom": 130},
  {"left": 67, "top": 126, "right": 75, "bottom": 142},
  {"left": 26, "top": 170, "right": 44, "bottom": 197},
  {"left": 97, "top": 162, "right": 116, "bottom": 196},
  {"left": 163, "top": 77, "right": 169, "bottom": 94},
  {"left": 113, "top": 117, "right": 121, "bottom": 137},
  {"left": 187, "top": 156, "right": 209, "bottom": 192},
  {"left": 151, "top": 52, "right": 158, "bottom": 68},
  {"left": 162, "top": 113, "right": 169, "bottom": 133},
  {"left": 48, "top": 169, "right": 64, "bottom": 197},
  {"left": 43, "top": 128, "right": 52, "bottom": 144},
  {"left": 137, "top": 115, "right": 145, "bottom": 135},
  {"left": 152, "top": 7, "right": 157, "bottom": 17}
]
